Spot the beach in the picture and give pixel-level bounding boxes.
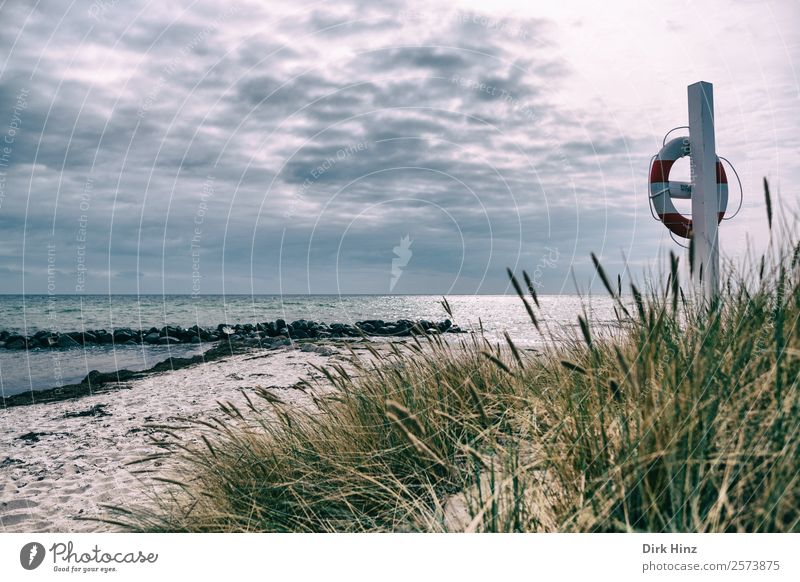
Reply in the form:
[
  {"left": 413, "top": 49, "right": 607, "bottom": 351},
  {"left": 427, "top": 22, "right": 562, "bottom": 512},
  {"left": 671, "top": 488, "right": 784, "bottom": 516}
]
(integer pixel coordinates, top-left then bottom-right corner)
[{"left": 0, "top": 342, "right": 346, "bottom": 532}]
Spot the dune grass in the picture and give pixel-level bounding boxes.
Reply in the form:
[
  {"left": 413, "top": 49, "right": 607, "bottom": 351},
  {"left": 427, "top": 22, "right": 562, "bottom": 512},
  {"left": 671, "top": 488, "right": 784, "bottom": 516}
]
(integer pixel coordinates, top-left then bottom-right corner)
[{"left": 115, "top": 182, "right": 799, "bottom": 532}]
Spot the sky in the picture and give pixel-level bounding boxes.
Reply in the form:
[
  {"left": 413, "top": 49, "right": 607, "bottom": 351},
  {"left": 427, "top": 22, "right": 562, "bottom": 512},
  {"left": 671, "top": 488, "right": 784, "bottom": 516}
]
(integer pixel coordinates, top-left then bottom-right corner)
[{"left": 0, "top": 0, "right": 797, "bottom": 295}]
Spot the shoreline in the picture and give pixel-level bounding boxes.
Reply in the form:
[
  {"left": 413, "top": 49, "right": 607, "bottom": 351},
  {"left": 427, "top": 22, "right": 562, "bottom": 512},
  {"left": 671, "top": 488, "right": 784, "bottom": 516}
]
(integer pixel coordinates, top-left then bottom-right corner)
[
  {"left": 0, "top": 339, "right": 359, "bottom": 532},
  {"left": 1, "top": 316, "right": 463, "bottom": 408},
  {"left": 0, "top": 342, "right": 243, "bottom": 408}
]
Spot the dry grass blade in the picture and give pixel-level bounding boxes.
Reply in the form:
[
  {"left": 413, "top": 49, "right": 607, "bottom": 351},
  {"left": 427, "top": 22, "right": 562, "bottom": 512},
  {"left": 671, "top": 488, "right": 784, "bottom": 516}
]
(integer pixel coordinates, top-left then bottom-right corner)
[
  {"left": 578, "top": 315, "right": 592, "bottom": 349},
  {"left": 522, "top": 270, "right": 540, "bottom": 307},
  {"left": 481, "top": 350, "right": 514, "bottom": 375},
  {"left": 591, "top": 253, "right": 616, "bottom": 298},
  {"left": 385, "top": 399, "right": 425, "bottom": 437},
  {"left": 504, "top": 331, "right": 525, "bottom": 368},
  {"left": 764, "top": 177, "right": 773, "bottom": 231},
  {"left": 507, "top": 268, "right": 539, "bottom": 331},
  {"left": 560, "top": 360, "right": 587, "bottom": 375},
  {"left": 441, "top": 296, "right": 453, "bottom": 318}
]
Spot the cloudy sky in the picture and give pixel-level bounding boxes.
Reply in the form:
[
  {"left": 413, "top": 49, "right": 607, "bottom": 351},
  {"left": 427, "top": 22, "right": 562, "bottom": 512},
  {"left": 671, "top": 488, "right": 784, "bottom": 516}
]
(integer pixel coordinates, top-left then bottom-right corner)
[{"left": 0, "top": 0, "right": 797, "bottom": 295}]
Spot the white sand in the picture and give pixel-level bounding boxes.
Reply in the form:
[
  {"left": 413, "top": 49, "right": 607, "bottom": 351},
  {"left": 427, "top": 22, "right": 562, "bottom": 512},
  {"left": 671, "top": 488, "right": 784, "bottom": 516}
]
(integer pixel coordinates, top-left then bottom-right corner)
[{"left": 0, "top": 343, "right": 353, "bottom": 532}]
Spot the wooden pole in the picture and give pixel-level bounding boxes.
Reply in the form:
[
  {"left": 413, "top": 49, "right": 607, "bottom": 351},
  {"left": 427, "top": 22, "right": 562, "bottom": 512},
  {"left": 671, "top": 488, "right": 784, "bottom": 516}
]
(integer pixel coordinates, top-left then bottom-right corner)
[{"left": 688, "top": 81, "right": 719, "bottom": 300}]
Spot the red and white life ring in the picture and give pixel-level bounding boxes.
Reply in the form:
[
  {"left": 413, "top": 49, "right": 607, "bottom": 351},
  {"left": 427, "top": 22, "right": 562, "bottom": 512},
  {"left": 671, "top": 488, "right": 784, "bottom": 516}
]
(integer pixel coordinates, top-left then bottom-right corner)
[{"left": 649, "top": 136, "right": 728, "bottom": 239}]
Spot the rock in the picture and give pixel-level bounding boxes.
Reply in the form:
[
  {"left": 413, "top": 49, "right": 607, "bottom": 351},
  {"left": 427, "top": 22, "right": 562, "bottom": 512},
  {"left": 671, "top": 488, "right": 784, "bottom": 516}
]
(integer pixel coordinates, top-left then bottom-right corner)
[
  {"left": 63, "top": 403, "right": 110, "bottom": 418},
  {"left": 39, "top": 335, "right": 59, "bottom": 348},
  {"left": 113, "top": 329, "right": 134, "bottom": 342},
  {"left": 124, "top": 339, "right": 138, "bottom": 345},
  {"left": 144, "top": 332, "right": 161, "bottom": 344},
  {"left": 157, "top": 336, "right": 181, "bottom": 345},
  {"left": 67, "top": 331, "right": 84, "bottom": 344},
  {"left": 438, "top": 319, "right": 452, "bottom": 332},
  {"left": 58, "top": 334, "right": 82, "bottom": 348},
  {"left": 5, "top": 335, "right": 27, "bottom": 349},
  {"left": 0, "top": 457, "right": 23, "bottom": 468},
  {"left": 300, "top": 344, "right": 334, "bottom": 356},
  {"left": 189, "top": 335, "right": 201, "bottom": 343},
  {"left": 275, "top": 319, "right": 286, "bottom": 330},
  {"left": 94, "top": 330, "right": 112, "bottom": 344},
  {"left": 83, "top": 370, "right": 103, "bottom": 385}
]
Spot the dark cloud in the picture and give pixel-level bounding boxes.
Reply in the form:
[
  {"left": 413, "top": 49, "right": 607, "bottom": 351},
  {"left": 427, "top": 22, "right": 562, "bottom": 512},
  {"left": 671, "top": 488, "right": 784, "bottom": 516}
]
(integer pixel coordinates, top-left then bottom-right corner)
[{"left": 1, "top": 0, "right": 790, "bottom": 295}]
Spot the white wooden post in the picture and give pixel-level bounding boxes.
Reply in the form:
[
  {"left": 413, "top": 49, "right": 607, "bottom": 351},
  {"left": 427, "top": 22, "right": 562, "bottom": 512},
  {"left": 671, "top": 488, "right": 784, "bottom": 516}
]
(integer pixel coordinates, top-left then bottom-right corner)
[{"left": 688, "top": 81, "right": 719, "bottom": 300}]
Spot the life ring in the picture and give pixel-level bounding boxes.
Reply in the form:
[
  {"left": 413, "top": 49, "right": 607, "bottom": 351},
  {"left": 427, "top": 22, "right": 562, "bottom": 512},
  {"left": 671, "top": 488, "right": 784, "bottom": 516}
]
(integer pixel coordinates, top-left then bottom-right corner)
[{"left": 649, "top": 136, "right": 728, "bottom": 239}]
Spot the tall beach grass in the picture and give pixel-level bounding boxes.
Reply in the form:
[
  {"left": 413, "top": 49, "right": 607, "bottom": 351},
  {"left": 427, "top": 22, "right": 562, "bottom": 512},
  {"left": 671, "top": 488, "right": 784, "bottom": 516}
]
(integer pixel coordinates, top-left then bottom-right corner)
[{"left": 113, "top": 180, "right": 799, "bottom": 532}]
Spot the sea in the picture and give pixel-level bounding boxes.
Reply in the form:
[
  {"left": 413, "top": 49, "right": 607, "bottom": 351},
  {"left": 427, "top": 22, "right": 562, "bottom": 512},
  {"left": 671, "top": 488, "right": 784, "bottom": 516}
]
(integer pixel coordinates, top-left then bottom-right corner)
[{"left": 0, "top": 294, "right": 617, "bottom": 396}]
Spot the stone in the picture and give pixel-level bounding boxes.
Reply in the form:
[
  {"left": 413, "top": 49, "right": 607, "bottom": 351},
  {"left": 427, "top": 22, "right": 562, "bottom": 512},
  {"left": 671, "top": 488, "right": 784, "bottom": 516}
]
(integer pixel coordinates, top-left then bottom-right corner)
[
  {"left": 5, "top": 335, "right": 27, "bottom": 349},
  {"left": 300, "top": 344, "right": 334, "bottom": 356},
  {"left": 94, "top": 331, "right": 112, "bottom": 344},
  {"left": 158, "top": 336, "right": 181, "bottom": 345},
  {"left": 114, "top": 328, "right": 135, "bottom": 341},
  {"left": 144, "top": 332, "right": 161, "bottom": 344},
  {"left": 58, "top": 334, "right": 81, "bottom": 348},
  {"left": 39, "top": 335, "right": 59, "bottom": 348},
  {"left": 114, "top": 332, "right": 133, "bottom": 343}
]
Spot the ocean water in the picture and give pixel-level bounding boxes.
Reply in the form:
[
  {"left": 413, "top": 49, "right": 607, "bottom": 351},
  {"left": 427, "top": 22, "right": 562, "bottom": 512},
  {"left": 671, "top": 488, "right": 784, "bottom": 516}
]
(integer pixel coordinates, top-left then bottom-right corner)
[{"left": 0, "top": 294, "right": 615, "bottom": 396}]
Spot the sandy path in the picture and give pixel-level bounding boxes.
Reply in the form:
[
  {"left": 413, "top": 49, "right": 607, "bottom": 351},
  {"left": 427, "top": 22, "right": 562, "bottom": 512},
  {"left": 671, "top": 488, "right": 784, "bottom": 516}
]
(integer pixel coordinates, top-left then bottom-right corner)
[{"left": 0, "top": 343, "right": 350, "bottom": 532}]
